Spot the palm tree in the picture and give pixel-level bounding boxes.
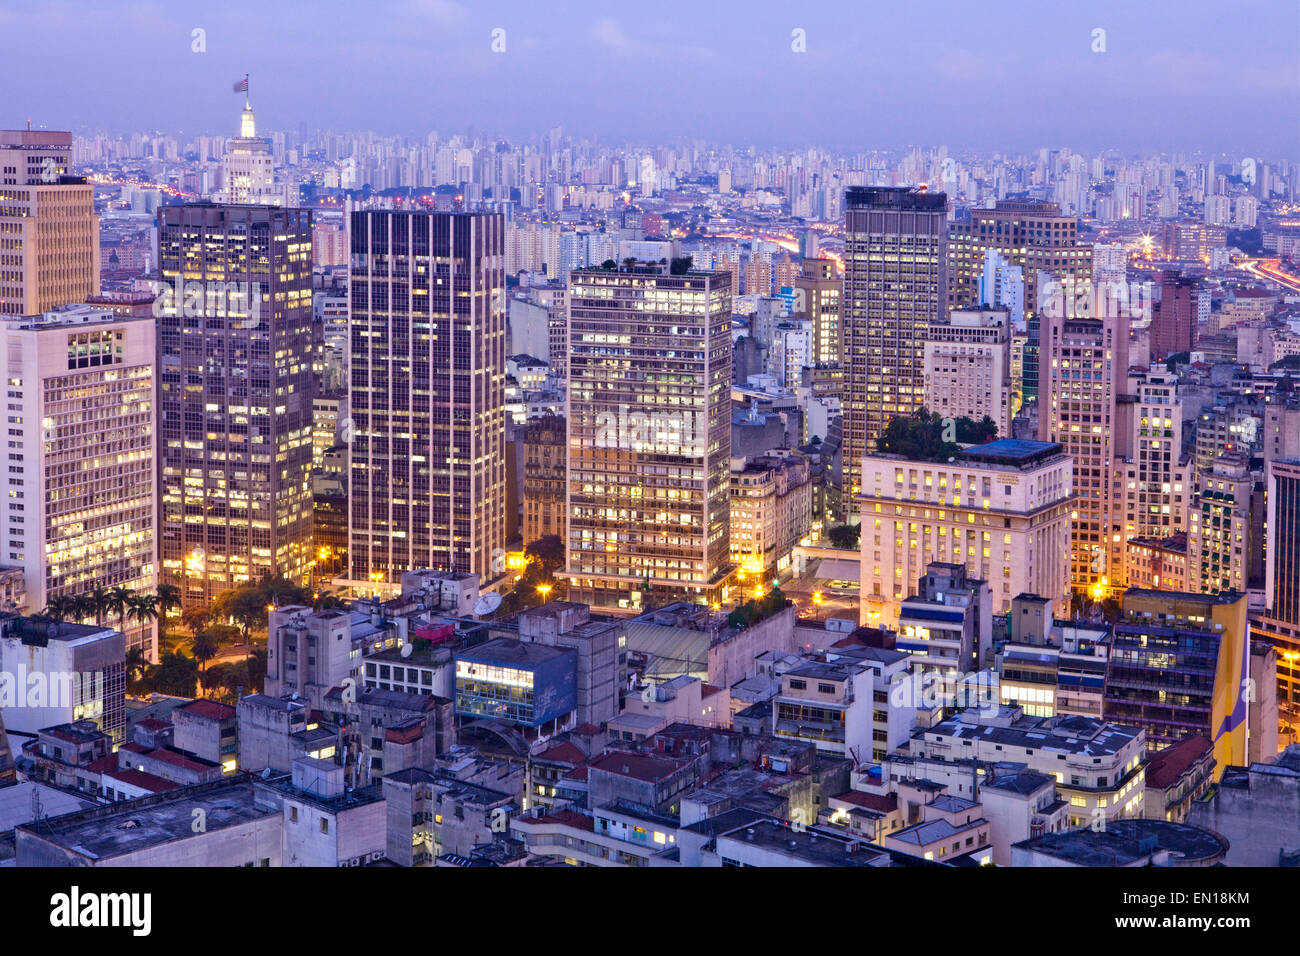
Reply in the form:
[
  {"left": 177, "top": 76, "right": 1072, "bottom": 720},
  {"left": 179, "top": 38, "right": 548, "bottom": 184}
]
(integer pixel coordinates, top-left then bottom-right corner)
[
  {"left": 125, "top": 646, "right": 148, "bottom": 684},
  {"left": 155, "top": 583, "right": 181, "bottom": 630},
  {"left": 191, "top": 630, "right": 220, "bottom": 692},
  {"left": 126, "top": 593, "right": 160, "bottom": 656},
  {"left": 41, "top": 595, "right": 77, "bottom": 636},
  {"left": 70, "top": 592, "right": 97, "bottom": 625},
  {"left": 126, "top": 590, "right": 158, "bottom": 621},
  {"left": 85, "top": 587, "right": 112, "bottom": 627},
  {"left": 106, "top": 586, "right": 132, "bottom": 630},
  {"left": 127, "top": 592, "right": 159, "bottom": 628}
]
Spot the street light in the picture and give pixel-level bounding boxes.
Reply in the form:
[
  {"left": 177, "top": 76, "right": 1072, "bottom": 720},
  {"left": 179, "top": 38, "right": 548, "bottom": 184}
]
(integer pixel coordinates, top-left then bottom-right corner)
[
  {"left": 1284, "top": 651, "right": 1299, "bottom": 710},
  {"left": 536, "top": 583, "right": 552, "bottom": 603}
]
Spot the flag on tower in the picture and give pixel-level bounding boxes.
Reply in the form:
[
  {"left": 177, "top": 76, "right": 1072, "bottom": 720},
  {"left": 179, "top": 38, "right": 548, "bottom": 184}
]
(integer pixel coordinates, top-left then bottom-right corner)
[{"left": 233, "top": 75, "right": 249, "bottom": 93}]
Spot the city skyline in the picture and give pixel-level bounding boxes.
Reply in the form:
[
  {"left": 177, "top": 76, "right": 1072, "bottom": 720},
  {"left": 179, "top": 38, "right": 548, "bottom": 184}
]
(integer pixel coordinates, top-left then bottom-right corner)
[
  {"left": 1, "top": 0, "right": 1299, "bottom": 889},
  {"left": 0, "top": 0, "right": 1296, "bottom": 155}
]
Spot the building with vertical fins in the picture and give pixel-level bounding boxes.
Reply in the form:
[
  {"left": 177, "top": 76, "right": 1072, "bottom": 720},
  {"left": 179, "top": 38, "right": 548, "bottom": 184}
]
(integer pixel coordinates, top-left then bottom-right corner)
[
  {"left": 1038, "top": 310, "right": 1130, "bottom": 597},
  {"left": 346, "top": 210, "right": 507, "bottom": 593},
  {"left": 842, "top": 186, "right": 948, "bottom": 518}
]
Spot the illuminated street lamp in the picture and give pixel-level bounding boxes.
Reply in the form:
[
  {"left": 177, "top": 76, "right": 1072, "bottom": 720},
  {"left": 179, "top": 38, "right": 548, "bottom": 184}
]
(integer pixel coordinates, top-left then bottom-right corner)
[
  {"left": 1284, "top": 651, "right": 1300, "bottom": 709},
  {"left": 536, "top": 583, "right": 552, "bottom": 603}
]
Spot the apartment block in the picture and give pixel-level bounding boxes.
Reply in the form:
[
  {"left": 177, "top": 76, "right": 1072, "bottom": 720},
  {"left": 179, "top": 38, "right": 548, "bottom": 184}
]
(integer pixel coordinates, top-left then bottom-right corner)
[
  {"left": 0, "top": 130, "right": 100, "bottom": 317},
  {"left": 563, "top": 264, "right": 734, "bottom": 612},
  {"left": 923, "top": 307, "right": 1013, "bottom": 438},
  {"left": 729, "top": 450, "right": 812, "bottom": 583},
  {"left": 859, "top": 438, "right": 1073, "bottom": 623},
  {"left": 0, "top": 305, "right": 158, "bottom": 656}
]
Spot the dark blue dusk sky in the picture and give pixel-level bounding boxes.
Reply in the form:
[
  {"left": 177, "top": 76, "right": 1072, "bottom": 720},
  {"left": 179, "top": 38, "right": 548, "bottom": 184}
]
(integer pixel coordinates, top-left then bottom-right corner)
[{"left": 1, "top": 0, "right": 1297, "bottom": 156}]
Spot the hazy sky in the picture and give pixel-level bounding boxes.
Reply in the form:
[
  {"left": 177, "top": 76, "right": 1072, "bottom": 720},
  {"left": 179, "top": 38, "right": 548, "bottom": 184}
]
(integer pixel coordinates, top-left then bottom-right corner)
[{"left": 1, "top": 0, "right": 1297, "bottom": 156}]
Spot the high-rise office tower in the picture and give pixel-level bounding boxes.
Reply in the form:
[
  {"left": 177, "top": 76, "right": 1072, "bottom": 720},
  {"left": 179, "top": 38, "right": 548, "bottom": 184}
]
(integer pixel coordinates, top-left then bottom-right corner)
[
  {"left": 217, "top": 90, "right": 279, "bottom": 206},
  {"left": 947, "top": 201, "right": 1091, "bottom": 404},
  {"left": 843, "top": 186, "right": 948, "bottom": 516},
  {"left": 156, "top": 204, "right": 316, "bottom": 607},
  {"left": 1039, "top": 311, "right": 1130, "bottom": 597},
  {"left": 1265, "top": 459, "right": 1300, "bottom": 630},
  {"left": 0, "top": 129, "right": 100, "bottom": 317},
  {"left": 563, "top": 263, "right": 733, "bottom": 612},
  {"left": 793, "top": 257, "right": 841, "bottom": 368},
  {"left": 1150, "top": 271, "right": 1198, "bottom": 360},
  {"left": 1118, "top": 363, "right": 1193, "bottom": 549},
  {"left": 347, "top": 210, "right": 506, "bottom": 590},
  {"left": 0, "top": 305, "right": 159, "bottom": 657}
]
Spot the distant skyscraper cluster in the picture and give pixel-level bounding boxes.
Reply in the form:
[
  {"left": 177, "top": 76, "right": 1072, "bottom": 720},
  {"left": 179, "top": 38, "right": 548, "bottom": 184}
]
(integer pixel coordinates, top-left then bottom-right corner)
[{"left": 1, "top": 65, "right": 1299, "bottom": 876}]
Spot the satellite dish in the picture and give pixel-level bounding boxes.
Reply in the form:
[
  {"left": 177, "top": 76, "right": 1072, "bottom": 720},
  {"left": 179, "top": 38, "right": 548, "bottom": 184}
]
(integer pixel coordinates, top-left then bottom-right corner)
[{"left": 473, "top": 593, "right": 503, "bottom": 617}]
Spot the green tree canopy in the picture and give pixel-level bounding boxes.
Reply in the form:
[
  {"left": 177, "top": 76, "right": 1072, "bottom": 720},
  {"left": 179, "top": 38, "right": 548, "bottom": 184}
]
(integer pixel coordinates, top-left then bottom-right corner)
[
  {"left": 827, "top": 524, "right": 860, "bottom": 549},
  {"left": 875, "top": 409, "right": 998, "bottom": 461}
]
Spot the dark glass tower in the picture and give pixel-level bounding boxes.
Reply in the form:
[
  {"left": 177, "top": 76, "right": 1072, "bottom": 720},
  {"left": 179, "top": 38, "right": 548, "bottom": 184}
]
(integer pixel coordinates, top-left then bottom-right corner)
[
  {"left": 156, "top": 203, "right": 316, "bottom": 606},
  {"left": 842, "top": 186, "right": 948, "bottom": 517},
  {"left": 347, "top": 210, "right": 506, "bottom": 589}
]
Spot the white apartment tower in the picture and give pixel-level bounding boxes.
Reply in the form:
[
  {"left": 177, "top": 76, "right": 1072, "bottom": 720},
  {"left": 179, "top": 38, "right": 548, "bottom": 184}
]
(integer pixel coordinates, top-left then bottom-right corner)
[
  {"left": 1120, "top": 364, "right": 1192, "bottom": 548},
  {"left": 0, "top": 306, "right": 158, "bottom": 658}
]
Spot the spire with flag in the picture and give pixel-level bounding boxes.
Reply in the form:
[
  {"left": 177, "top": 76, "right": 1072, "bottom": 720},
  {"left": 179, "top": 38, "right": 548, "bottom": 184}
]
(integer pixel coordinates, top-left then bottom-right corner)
[{"left": 233, "top": 75, "right": 256, "bottom": 138}]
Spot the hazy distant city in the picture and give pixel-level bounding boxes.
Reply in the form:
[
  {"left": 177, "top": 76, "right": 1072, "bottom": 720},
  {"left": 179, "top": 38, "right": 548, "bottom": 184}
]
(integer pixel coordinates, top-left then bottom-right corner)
[{"left": 0, "top": 1, "right": 1297, "bottom": 878}]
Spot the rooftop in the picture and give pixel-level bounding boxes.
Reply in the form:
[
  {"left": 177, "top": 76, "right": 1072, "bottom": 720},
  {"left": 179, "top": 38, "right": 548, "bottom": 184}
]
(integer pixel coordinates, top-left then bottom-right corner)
[
  {"left": 175, "top": 699, "right": 236, "bottom": 721},
  {"left": 959, "top": 439, "right": 1066, "bottom": 468},
  {"left": 919, "top": 711, "right": 1143, "bottom": 760},
  {"left": 15, "top": 777, "right": 275, "bottom": 862},
  {"left": 889, "top": 816, "right": 986, "bottom": 847},
  {"left": 718, "top": 819, "right": 892, "bottom": 866},
  {"left": 1144, "top": 735, "right": 1214, "bottom": 790},
  {"left": 1013, "top": 819, "right": 1228, "bottom": 866},
  {"left": 983, "top": 771, "right": 1056, "bottom": 797},
  {"left": 457, "top": 638, "right": 573, "bottom": 668},
  {"left": 588, "top": 751, "right": 691, "bottom": 783}
]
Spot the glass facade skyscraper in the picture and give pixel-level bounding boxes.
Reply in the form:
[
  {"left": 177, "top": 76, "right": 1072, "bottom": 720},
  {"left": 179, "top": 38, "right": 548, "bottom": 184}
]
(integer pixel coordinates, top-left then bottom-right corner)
[
  {"left": 347, "top": 210, "right": 506, "bottom": 589},
  {"left": 156, "top": 203, "right": 316, "bottom": 606},
  {"left": 842, "top": 186, "right": 948, "bottom": 516}
]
